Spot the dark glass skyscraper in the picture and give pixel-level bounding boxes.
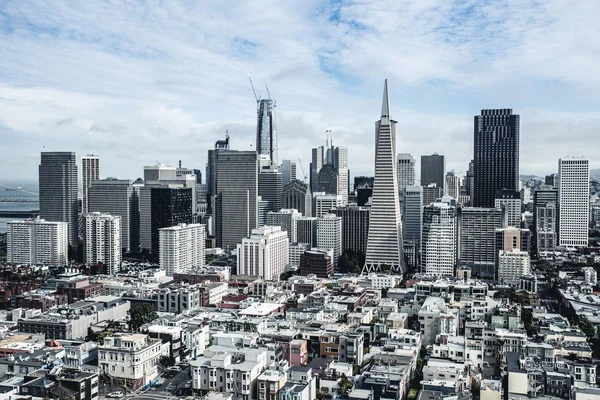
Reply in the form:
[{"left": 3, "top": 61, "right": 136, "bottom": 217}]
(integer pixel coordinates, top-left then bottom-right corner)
[
  {"left": 473, "top": 109, "right": 520, "bottom": 208},
  {"left": 256, "top": 99, "right": 277, "bottom": 167},
  {"left": 39, "top": 152, "right": 78, "bottom": 249},
  {"left": 421, "top": 153, "right": 445, "bottom": 190}
]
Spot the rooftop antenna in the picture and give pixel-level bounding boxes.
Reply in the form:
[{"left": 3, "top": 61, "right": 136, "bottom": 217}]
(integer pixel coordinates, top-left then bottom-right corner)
[{"left": 249, "top": 77, "right": 260, "bottom": 103}]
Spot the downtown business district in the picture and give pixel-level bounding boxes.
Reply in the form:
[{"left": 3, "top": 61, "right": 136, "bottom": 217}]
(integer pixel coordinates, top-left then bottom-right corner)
[{"left": 0, "top": 81, "right": 598, "bottom": 400}]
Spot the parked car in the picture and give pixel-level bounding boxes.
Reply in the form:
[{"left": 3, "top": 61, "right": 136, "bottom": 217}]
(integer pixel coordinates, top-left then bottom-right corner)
[
  {"left": 167, "top": 366, "right": 182, "bottom": 372},
  {"left": 107, "top": 391, "right": 124, "bottom": 398}
]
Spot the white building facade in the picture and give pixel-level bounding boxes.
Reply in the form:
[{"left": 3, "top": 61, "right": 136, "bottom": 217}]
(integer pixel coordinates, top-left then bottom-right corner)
[
  {"left": 85, "top": 212, "right": 122, "bottom": 274},
  {"left": 237, "top": 226, "right": 289, "bottom": 280},
  {"left": 7, "top": 218, "right": 68, "bottom": 265},
  {"left": 423, "top": 202, "right": 457, "bottom": 277},
  {"left": 82, "top": 154, "right": 100, "bottom": 214},
  {"left": 558, "top": 157, "right": 590, "bottom": 247},
  {"left": 316, "top": 213, "right": 342, "bottom": 269},
  {"left": 159, "top": 223, "right": 206, "bottom": 276},
  {"left": 267, "top": 209, "right": 302, "bottom": 242},
  {"left": 498, "top": 249, "right": 531, "bottom": 284}
]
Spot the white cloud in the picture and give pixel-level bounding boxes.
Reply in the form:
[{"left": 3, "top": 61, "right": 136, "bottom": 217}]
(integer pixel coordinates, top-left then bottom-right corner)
[{"left": 0, "top": 0, "right": 599, "bottom": 182}]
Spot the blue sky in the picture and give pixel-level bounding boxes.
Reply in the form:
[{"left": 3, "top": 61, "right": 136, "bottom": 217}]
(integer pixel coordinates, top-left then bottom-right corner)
[{"left": 1, "top": 0, "right": 600, "bottom": 181}]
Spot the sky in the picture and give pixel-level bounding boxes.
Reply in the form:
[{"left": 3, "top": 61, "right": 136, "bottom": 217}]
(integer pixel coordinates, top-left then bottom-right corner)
[{"left": 1, "top": 0, "right": 600, "bottom": 183}]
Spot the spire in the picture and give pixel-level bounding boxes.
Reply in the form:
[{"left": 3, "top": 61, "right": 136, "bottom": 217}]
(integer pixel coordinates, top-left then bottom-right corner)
[{"left": 381, "top": 79, "right": 390, "bottom": 118}]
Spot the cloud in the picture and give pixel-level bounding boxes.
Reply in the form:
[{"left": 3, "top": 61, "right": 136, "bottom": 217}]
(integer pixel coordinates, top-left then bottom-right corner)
[{"left": 0, "top": 0, "right": 599, "bottom": 182}]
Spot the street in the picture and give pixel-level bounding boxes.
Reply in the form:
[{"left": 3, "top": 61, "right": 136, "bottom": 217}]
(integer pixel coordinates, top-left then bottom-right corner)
[{"left": 98, "top": 366, "right": 192, "bottom": 400}]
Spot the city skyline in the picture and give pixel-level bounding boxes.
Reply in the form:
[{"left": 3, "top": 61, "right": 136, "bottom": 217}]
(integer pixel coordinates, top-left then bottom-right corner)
[{"left": 1, "top": 1, "right": 599, "bottom": 181}]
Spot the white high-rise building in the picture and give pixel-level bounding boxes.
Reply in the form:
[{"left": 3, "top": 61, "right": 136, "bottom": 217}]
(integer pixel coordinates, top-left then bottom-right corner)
[
  {"left": 237, "top": 226, "right": 289, "bottom": 280},
  {"left": 495, "top": 190, "right": 522, "bottom": 228},
  {"left": 498, "top": 249, "right": 530, "bottom": 284},
  {"left": 266, "top": 209, "right": 302, "bottom": 242},
  {"left": 85, "top": 212, "right": 122, "bottom": 274},
  {"left": 7, "top": 218, "right": 68, "bottom": 265},
  {"left": 397, "top": 153, "right": 416, "bottom": 194},
  {"left": 82, "top": 154, "right": 100, "bottom": 214},
  {"left": 558, "top": 157, "right": 590, "bottom": 247},
  {"left": 159, "top": 223, "right": 206, "bottom": 276},
  {"left": 336, "top": 147, "right": 349, "bottom": 205},
  {"left": 423, "top": 202, "right": 457, "bottom": 277},
  {"left": 364, "top": 80, "right": 404, "bottom": 273},
  {"left": 445, "top": 171, "right": 460, "bottom": 199},
  {"left": 313, "top": 193, "right": 344, "bottom": 218},
  {"left": 317, "top": 213, "right": 342, "bottom": 269}
]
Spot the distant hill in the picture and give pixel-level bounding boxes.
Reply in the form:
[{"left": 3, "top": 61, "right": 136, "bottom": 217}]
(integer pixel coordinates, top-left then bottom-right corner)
[
  {"left": 520, "top": 175, "right": 541, "bottom": 181},
  {"left": 591, "top": 169, "right": 600, "bottom": 180}
]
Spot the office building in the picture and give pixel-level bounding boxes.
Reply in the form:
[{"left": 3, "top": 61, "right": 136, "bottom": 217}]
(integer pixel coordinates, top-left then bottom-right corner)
[
  {"left": 473, "top": 109, "right": 520, "bottom": 208},
  {"left": 280, "top": 159, "right": 297, "bottom": 185},
  {"left": 237, "top": 226, "right": 289, "bottom": 280},
  {"left": 317, "top": 164, "right": 339, "bottom": 195},
  {"left": 331, "top": 206, "right": 370, "bottom": 254},
  {"left": 206, "top": 134, "right": 230, "bottom": 214},
  {"left": 495, "top": 190, "right": 522, "bottom": 228},
  {"left": 7, "top": 218, "right": 68, "bottom": 265},
  {"left": 300, "top": 250, "right": 333, "bottom": 278},
  {"left": 403, "top": 186, "right": 423, "bottom": 254},
  {"left": 88, "top": 178, "right": 134, "bottom": 252},
  {"left": 313, "top": 193, "right": 344, "bottom": 218},
  {"left": 257, "top": 197, "right": 270, "bottom": 227},
  {"left": 258, "top": 169, "right": 282, "bottom": 213},
  {"left": 498, "top": 249, "right": 530, "bottom": 284},
  {"left": 310, "top": 133, "right": 348, "bottom": 204},
  {"left": 397, "top": 153, "right": 416, "bottom": 194},
  {"left": 215, "top": 151, "right": 258, "bottom": 249},
  {"left": 317, "top": 214, "right": 342, "bottom": 268},
  {"left": 533, "top": 188, "right": 558, "bottom": 253},
  {"left": 364, "top": 80, "right": 403, "bottom": 273},
  {"left": 459, "top": 207, "right": 504, "bottom": 277},
  {"left": 289, "top": 242, "right": 311, "bottom": 267},
  {"left": 139, "top": 186, "right": 193, "bottom": 256},
  {"left": 422, "top": 184, "right": 443, "bottom": 206},
  {"left": 355, "top": 183, "right": 373, "bottom": 207},
  {"left": 282, "top": 179, "right": 312, "bottom": 217},
  {"left": 421, "top": 153, "right": 446, "bottom": 190},
  {"left": 81, "top": 154, "right": 100, "bottom": 214},
  {"left": 39, "top": 152, "right": 78, "bottom": 248},
  {"left": 422, "top": 202, "right": 457, "bottom": 277},
  {"left": 159, "top": 223, "right": 205, "bottom": 276},
  {"left": 296, "top": 217, "right": 317, "bottom": 247},
  {"left": 558, "top": 157, "right": 590, "bottom": 247},
  {"left": 445, "top": 171, "right": 460, "bottom": 199},
  {"left": 85, "top": 213, "right": 122, "bottom": 275},
  {"left": 267, "top": 209, "right": 302, "bottom": 242},
  {"left": 256, "top": 98, "right": 278, "bottom": 167},
  {"left": 144, "top": 163, "right": 198, "bottom": 213},
  {"left": 495, "top": 227, "right": 530, "bottom": 271}
]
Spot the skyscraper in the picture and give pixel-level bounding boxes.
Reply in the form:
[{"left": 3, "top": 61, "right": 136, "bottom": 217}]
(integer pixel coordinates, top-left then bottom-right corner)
[
  {"left": 397, "top": 153, "right": 416, "bottom": 194},
  {"left": 258, "top": 169, "right": 282, "bottom": 213},
  {"left": 81, "top": 154, "right": 100, "bottom": 214},
  {"left": 267, "top": 208, "right": 302, "bottom": 242},
  {"left": 421, "top": 153, "right": 445, "bottom": 190},
  {"left": 256, "top": 98, "right": 277, "bottom": 167},
  {"left": 215, "top": 151, "right": 258, "bottom": 249},
  {"left": 296, "top": 217, "right": 318, "bottom": 247},
  {"left": 310, "top": 134, "right": 348, "bottom": 204},
  {"left": 7, "top": 219, "right": 68, "bottom": 265},
  {"left": 85, "top": 212, "right": 122, "bottom": 275},
  {"left": 422, "top": 201, "right": 457, "bottom": 277},
  {"left": 494, "top": 190, "right": 522, "bottom": 228},
  {"left": 331, "top": 206, "right": 370, "bottom": 255},
  {"left": 281, "top": 179, "right": 312, "bottom": 217},
  {"left": 533, "top": 188, "right": 558, "bottom": 254},
  {"left": 39, "top": 152, "right": 78, "bottom": 249},
  {"left": 473, "top": 109, "right": 520, "bottom": 208},
  {"left": 403, "top": 186, "right": 423, "bottom": 255},
  {"left": 237, "top": 226, "right": 289, "bottom": 280},
  {"left": 159, "top": 223, "right": 205, "bottom": 276},
  {"left": 445, "top": 171, "right": 460, "bottom": 199},
  {"left": 458, "top": 207, "right": 504, "bottom": 277},
  {"left": 317, "top": 213, "right": 342, "bottom": 269},
  {"left": 280, "top": 159, "right": 297, "bottom": 186},
  {"left": 558, "top": 157, "right": 590, "bottom": 247},
  {"left": 364, "top": 80, "right": 403, "bottom": 273}
]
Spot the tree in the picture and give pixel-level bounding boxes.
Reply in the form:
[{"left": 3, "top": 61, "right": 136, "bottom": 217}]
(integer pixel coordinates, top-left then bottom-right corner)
[
  {"left": 408, "top": 389, "right": 419, "bottom": 400},
  {"left": 471, "top": 380, "right": 481, "bottom": 398},
  {"left": 521, "top": 309, "right": 537, "bottom": 337},
  {"left": 579, "top": 316, "right": 597, "bottom": 341},
  {"left": 97, "top": 330, "right": 113, "bottom": 345},
  {"left": 128, "top": 304, "right": 158, "bottom": 332},
  {"left": 339, "top": 373, "right": 353, "bottom": 394}
]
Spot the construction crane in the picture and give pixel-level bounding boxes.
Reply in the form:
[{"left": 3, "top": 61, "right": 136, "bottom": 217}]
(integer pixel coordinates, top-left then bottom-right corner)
[
  {"left": 265, "top": 84, "right": 271, "bottom": 100},
  {"left": 297, "top": 158, "right": 308, "bottom": 183},
  {"left": 249, "top": 77, "right": 260, "bottom": 103}
]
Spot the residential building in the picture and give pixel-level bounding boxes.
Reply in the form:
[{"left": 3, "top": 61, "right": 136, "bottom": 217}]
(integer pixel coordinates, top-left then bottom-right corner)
[
  {"left": 84, "top": 213, "right": 121, "bottom": 275},
  {"left": 99, "top": 333, "right": 162, "bottom": 390},
  {"left": 279, "top": 366, "right": 317, "bottom": 400},
  {"left": 281, "top": 180, "right": 312, "bottom": 217},
  {"left": 88, "top": 178, "right": 134, "bottom": 252},
  {"left": 317, "top": 214, "right": 342, "bottom": 269},
  {"left": 495, "top": 227, "right": 530, "bottom": 269},
  {"left": 267, "top": 209, "right": 302, "bottom": 243},
  {"left": 422, "top": 202, "right": 457, "bottom": 276},
  {"left": 300, "top": 250, "right": 333, "bottom": 278},
  {"left": 237, "top": 226, "right": 289, "bottom": 280},
  {"left": 498, "top": 249, "right": 531, "bottom": 284},
  {"left": 364, "top": 80, "right": 404, "bottom": 273},
  {"left": 558, "top": 157, "right": 590, "bottom": 247},
  {"left": 473, "top": 109, "right": 520, "bottom": 208},
  {"left": 159, "top": 223, "right": 206, "bottom": 276},
  {"left": 418, "top": 297, "right": 459, "bottom": 345},
  {"left": 39, "top": 152, "right": 78, "bottom": 248},
  {"left": 446, "top": 170, "right": 460, "bottom": 199},
  {"left": 7, "top": 219, "right": 68, "bottom": 265},
  {"left": 421, "top": 153, "right": 446, "bottom": 190},
  {"left": 495, "top": 190, "right": 522, "bottom": 228},
  {"left": 331, "top": 206, "right": 370, "bottom": 254},
  {"left": 81, "top": 154, "right": 100, "bottom": 215}
]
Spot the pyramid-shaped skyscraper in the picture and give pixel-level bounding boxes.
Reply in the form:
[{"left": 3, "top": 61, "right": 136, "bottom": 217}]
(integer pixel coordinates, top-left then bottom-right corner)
[{"left": 364, "top": 80, "right": 404, "bottom": 273}]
